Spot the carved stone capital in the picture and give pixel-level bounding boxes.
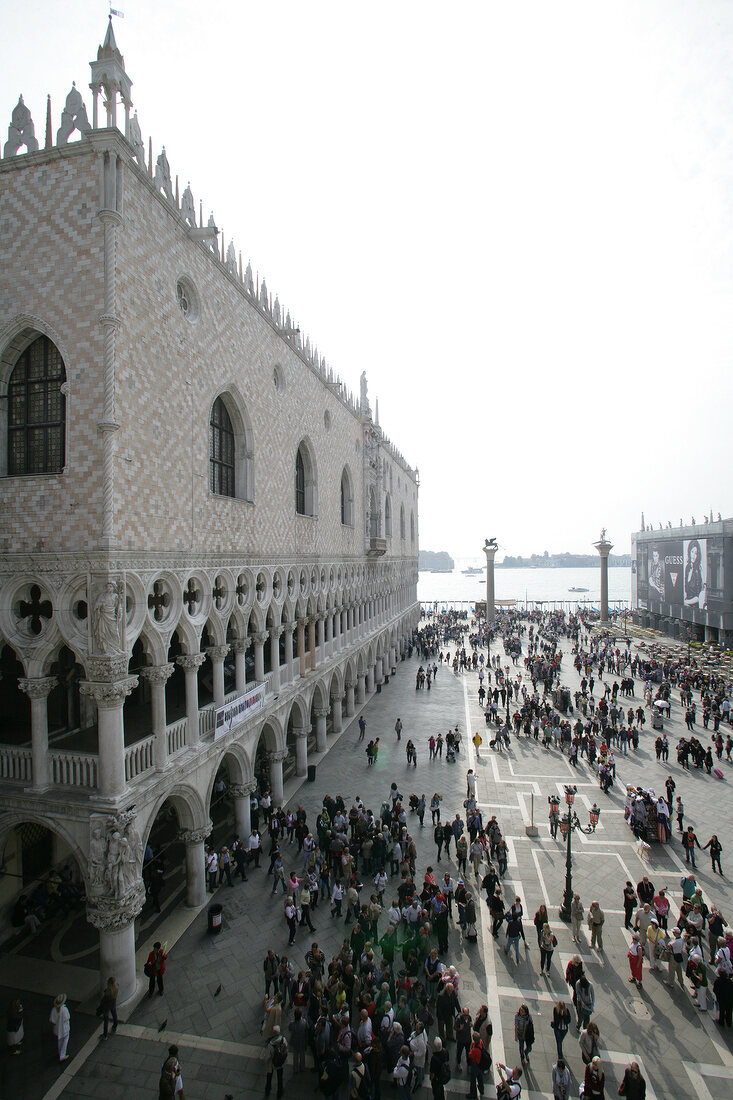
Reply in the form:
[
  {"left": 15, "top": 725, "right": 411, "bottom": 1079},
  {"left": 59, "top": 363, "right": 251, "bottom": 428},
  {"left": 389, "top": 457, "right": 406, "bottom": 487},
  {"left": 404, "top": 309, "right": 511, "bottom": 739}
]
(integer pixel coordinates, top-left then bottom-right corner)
[
  {"left": 86, "top": 884, "right": 145, "bottom": 932},
  {"left": 176, "top": 653, "right": 207, "bottom": 672},
  {"left": 79, "top": 676, "right": 138, "bottom": 709},
  {"left": 227, "top": 783, "right": 249, "bottom": 799},
  {"left": 205, "top": 645, "right": 230, "bottom": 662},
  {"left": 297, "top": 618, "right": 309, "bottom": 630},
  {"left": 269, "top": 626, "right": 284, "bottom": 640},
  {"left": 253, "top": 631, "right": 269, "bottom": 646},
  {"left": 282, "top": 620, "right": 296, "bottom": 632},
  {"left": 86, "top": 654, "right": 130, "bottom": 681},
  {"left": 331, "top": 692, "right": 344, "bottom": 705},
  {"left": 230, "top": 638, "right": 252, "bottom": 655},
  {"left": 345, "top": 680, "right": 356, "bottom": 690},
  {"left": 313, "top": 707, "right": 330, "bottom": 719},
  {"left": 138, "top": 663, "right": 174, "bottom": 686},
  {"left": 18, "top": 676, "right": 58, "bottom": 700},
  {"left": 178, "top": 823, "right": 213, "bottom": 846},
  {"left": 268, "top": 749, "right": 288, "bottom": 764},
  {"left": 292, "top": 726, "right": 311, "bottom": 739}
]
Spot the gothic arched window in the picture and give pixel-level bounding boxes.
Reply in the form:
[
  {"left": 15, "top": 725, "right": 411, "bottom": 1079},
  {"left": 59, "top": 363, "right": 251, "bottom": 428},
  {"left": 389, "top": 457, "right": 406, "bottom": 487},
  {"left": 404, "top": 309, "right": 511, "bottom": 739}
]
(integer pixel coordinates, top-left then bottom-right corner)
[
  {"left": 341, "top": 467, "right": 354, "bottom": 526},
  {"left": 7, "top": 335, "right": 66, "bottom": 475},
  {"left": 210, "top": 395, "right": 235, "bottom": 497},
  {"left": 295, "top": 440, "right": 317, "bottom": 516}
]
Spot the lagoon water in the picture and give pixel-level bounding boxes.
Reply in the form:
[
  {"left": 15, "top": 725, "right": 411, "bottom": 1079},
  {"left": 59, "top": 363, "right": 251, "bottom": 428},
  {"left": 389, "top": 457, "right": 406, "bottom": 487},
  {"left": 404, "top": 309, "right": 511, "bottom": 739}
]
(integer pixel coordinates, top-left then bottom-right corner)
[{"left": 418, "top": 560, "right": 630, "bottom": 609}]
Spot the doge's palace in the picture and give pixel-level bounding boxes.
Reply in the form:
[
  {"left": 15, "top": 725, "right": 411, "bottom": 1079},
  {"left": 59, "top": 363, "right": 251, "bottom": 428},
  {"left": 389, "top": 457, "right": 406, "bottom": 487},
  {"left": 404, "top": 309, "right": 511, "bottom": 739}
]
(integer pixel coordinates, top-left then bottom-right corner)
[{"left": 0, "top": 20, "right": 419, "bottom": 1004}]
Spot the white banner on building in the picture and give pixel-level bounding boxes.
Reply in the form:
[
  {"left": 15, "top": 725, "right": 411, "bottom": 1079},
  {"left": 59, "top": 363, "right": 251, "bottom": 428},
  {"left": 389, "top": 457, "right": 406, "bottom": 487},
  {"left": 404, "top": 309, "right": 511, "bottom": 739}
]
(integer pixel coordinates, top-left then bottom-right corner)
[{"left": 214, "top": 683, "right": 266, "bottom": 739}]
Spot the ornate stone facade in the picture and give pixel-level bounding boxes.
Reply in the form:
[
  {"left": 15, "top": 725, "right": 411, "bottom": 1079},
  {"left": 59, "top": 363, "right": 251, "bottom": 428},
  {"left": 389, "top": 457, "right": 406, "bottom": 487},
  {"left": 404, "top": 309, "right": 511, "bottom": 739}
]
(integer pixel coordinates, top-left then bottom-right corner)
[{"left": 0, "top": 21, "right": 419, "bottom": 1002}]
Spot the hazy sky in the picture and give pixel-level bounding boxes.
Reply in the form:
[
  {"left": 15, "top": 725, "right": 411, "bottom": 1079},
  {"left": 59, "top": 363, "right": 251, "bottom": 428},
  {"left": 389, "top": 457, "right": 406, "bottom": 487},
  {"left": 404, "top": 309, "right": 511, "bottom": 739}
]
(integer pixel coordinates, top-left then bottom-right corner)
[{"left": 2, "top": 1, "right": 731, "bottom": 559}]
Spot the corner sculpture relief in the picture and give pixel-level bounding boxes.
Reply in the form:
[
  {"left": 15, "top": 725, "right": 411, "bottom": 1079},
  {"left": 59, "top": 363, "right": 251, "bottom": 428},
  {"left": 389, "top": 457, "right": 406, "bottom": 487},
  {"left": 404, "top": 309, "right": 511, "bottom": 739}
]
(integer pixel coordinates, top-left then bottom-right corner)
[
  {"left": 92, "top": 579, "right": 125, "bottom": 655},
  {"left": 87, "top": 811, "right": 145, "bottom": 930}
]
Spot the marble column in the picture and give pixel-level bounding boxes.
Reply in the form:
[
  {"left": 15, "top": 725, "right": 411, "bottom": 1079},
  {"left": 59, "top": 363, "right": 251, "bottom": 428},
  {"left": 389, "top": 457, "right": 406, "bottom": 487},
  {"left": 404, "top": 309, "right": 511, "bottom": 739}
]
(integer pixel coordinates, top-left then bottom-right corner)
[
  {"left": 313, "top": 707, "right": 329, "bottom": 752},
  {"left": 341, "top": 607, "right": 348, "bottom": 644},
  {"left": 308, "top": 616, "right": 319, "bottom": 671},
  {"left": 18, "top": 676, "right": 57, "bottom": 790},
  {"left": 269, "top": 628, "right": 283, "bottom": 693},
  {"left": 366, "top": 666, "right": 375, "bottom": 693},
  {"left": 332, "top": 607, "right": 342, "bottom": 653},
  {"left": 375, "top": 656, "right": 384, "bottom": 685},
  {"left": 594, "top": 531, "right": 614, "bottom": 623},
  {"left": 138, "top": 663, "right": 174, "bottom": 771},
  {"left": 79, "top": 677, "right": 138, "bottom": 797},
  {"left": 330, "top": 694, "right": 344, "bottom": 734},
  {"left": 483, "top": 540, "right": 498, "bottom": 626},
  {"left": 283, "top": 622, "right": 295, "bottom": 683},
  {"left": 356, "top": 674, "right": 366, "bottom": 704},
  {"left": 325, "top": 610, "right": 334, "bottom": 658},
  {"left": 297, "top": 618, "right": 308, "bottom": 677},
  {"left": 87, "top": 888, "right": 145, "bottom": 1008},
  {"left": 268, "top": 749, "right": 288, "bottom": 805},
  {"left": 317, "top": 613, "right": 327, "bottom": 665},
  {"left": 205, "top": 645, "right": 230, "bottom": 708},
  {"left": 231, "top": 638, "right": 251, "bottom": 693},
  {"left": 292, "top": 727, "right": 309, "bottom": 776},
  {"left": 179, "top": 824, "right": 212, "bottom": 907},
  {"left": 345, "top": 680, "right": 356, "bottom": 717},
  {"left": 253, "top": 632, "right": 268, "bottom": 683},
  {"left": 176, "top": 653, "right": 206, "bottom": 747},
  {"left": 229, "top": 780, "right": 257, "bottom": 840}
]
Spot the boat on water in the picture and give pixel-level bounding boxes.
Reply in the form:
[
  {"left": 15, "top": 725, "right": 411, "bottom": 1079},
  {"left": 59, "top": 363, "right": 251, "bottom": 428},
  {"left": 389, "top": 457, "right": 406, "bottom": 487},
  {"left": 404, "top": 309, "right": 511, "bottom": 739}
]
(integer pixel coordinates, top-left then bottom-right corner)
[
  {"left": 462, "top": 566, "right": 484, "bottom": 575},
  {"left": 569, "top": 586, "right": 589, "bottom": 592}
]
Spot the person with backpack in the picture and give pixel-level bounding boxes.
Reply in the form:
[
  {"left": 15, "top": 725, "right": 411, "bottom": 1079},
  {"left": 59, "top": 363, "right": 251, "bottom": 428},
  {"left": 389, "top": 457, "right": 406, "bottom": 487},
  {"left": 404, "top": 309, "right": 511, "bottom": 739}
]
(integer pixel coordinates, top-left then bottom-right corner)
[
  {"left": 496, "top": 1060, "right": 522, "bottom": 1100},
  {"left": 429, "top": 1036, "right": 451, "bottom": 1100},
  {"left": 393, "top": 1044, "right": 413, "bottom": 1099},
  {"left": 349, "top": 1051, "right": 372, "bottom": 1100},
  {"left": 467, "top": 1030, "right": 492, "bottom": 1098},
  {"left": 264, "top": 1025, "right": 288, "bottom": 1098}
]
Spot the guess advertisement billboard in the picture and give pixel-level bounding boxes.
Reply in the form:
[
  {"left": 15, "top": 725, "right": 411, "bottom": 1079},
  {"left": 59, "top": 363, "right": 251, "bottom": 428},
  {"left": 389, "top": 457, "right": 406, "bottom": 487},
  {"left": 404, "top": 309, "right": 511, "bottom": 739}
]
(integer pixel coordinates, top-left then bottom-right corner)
[{"left": 644, "top": 538, "right": 708, "bottom": 611}]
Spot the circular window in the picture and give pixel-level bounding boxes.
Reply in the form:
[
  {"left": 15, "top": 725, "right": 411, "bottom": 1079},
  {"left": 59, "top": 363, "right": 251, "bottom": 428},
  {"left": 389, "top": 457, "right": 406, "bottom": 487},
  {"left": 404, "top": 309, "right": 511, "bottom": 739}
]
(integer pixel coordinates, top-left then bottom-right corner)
[
  {"left": 324, "top": 410, "right": 332, "bottom": 432},
  {"left": 176, "top": 276, "right": 200, "bottom": 322},
  {"left": 273, "top": 364, "right": 286, "bottom": 394}
]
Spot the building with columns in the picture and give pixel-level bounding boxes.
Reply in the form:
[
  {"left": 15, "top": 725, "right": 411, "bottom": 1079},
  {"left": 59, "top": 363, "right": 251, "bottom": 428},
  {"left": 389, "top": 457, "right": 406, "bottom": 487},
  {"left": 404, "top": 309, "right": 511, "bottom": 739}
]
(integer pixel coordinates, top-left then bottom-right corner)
[{"left": 0, "top": 22, "right": 419, "bottom": 1005}]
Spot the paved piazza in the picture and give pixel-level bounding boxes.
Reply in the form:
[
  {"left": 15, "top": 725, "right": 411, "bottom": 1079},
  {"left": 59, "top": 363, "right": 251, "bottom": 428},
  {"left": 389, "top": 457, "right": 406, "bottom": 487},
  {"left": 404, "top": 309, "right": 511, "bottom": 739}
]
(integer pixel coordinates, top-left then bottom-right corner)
[{"left": 5, "top": 626, "right": 733, "bottom": 1100}]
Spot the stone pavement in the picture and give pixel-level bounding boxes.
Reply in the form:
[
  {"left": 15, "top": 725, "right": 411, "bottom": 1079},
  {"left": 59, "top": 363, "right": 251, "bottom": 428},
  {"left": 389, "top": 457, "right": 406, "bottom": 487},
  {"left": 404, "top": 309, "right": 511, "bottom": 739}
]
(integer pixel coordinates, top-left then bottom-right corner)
[{"left": 3, "top": 626, "right": 733, "bottom": 1100}]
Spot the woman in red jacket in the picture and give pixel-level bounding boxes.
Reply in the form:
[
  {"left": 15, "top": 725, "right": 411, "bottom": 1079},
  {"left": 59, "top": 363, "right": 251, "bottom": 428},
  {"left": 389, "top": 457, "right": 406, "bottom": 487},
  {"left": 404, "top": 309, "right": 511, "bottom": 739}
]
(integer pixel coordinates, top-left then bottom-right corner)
[{"left": 146, "top": 940, "right": 167, "bottom": 997}]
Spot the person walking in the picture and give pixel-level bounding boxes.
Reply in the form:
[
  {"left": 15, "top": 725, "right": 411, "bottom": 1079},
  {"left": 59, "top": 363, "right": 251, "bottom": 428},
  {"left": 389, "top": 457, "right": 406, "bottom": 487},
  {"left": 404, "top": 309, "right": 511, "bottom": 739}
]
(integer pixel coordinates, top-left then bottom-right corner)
[
  {"left": 574, "top": 975, "right": 595, "bottom": 1031},
  {"left": 514, "top": 1004, "right": 534, "bottom": 1063},
  {"left": 551, "top": 1001, "right": 571, "bottom": 1060},
  {"left": 583, "top": 1056, "right": 605, "bottom": 1100},
  {"left": 682, "top": 825, "right": 702, "bottom": 867},
  {"left": 395, "top": 718, "right": 403, "bottom": 741},
  {"left": 540, "top": 924, "right": 557, "bottom": 974},
  {"left": 703, "top": 834, "right": 723, "bottom": 875},
  {"left": 579, "top": 1021, "right": 600, "bottom": 1066},
  {"left": 628, "top": 933, "right": 644, "bottom": 987},
  {"left": 98, "top": 976, "right": 118, "bottom": 1040},
  {"left": 358, "top": 716, "right": 366, "bottom": 741},
  {"left": 552, "top": 1058, "right": 571, "bottom": 1100},
  {"left": 618, "top": 1061, "right": 646, "bottom": 1099},
  {"left": 49, "top": 993, "right": 71, "bottom": 1062},
  {"left": 571, "top": 893, "right": 584, "bottom": 943},
  {"left": 145, "top": 941, "right": 167, "bottom": 997},
  {"left": 587, "top": 901, "right": 605, "bottom": 950}
]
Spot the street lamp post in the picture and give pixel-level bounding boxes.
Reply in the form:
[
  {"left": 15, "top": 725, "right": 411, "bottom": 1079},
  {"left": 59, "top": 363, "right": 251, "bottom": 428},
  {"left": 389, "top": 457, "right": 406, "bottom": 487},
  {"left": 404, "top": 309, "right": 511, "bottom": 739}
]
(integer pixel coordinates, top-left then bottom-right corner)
[{"left": 558, "top": 785, "right": 601, "bottom": 922}]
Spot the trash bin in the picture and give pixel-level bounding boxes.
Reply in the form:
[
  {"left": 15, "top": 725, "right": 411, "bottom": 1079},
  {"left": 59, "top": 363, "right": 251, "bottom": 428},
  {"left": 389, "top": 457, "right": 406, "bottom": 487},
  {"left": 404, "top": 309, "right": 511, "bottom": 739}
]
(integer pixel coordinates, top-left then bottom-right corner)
[
  {"left": 207, "top": 903, "right": 223, "bottom": 934},
  {"left": 307, "top": 764, "right": 316, "bottom": 783}
]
